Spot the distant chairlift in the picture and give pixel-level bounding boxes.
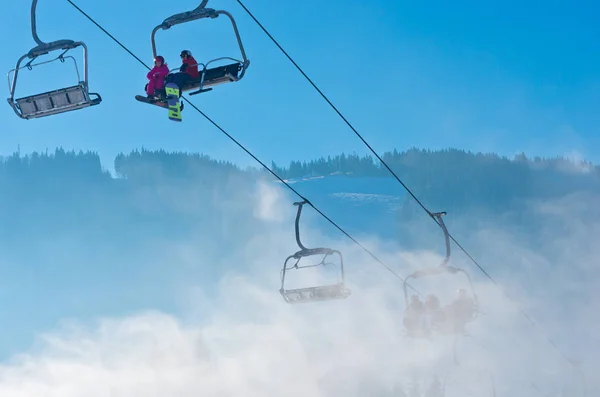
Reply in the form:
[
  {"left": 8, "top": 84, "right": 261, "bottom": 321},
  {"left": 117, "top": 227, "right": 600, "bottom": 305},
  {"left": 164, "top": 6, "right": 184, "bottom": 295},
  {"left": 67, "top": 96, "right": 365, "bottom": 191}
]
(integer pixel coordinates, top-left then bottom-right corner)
[
  {"left": 280, "top": 200, "right": 351, "bottom": 303},
  {"left": 151, "top": 0, "right": 250, "bottom": 96},
  {"left": 402, "top": 212, "right": 479, "bottom": 336},
  {"left": 6, "top": 0, "right": 102, "bottom": 120}
]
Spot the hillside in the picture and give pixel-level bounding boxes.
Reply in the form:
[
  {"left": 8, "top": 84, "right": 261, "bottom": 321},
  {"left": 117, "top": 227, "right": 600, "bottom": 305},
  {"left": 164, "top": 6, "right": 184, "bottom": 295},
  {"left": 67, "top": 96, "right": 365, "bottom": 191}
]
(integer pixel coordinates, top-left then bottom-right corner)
[{"left": 0, "top": 147, "right": 596, "bottom": 396}]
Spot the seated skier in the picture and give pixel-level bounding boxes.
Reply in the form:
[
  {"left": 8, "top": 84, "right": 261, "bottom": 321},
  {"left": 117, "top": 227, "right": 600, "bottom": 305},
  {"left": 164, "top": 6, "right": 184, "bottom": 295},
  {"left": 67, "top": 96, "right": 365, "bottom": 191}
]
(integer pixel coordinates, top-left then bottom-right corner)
[
  {"left": 165, "top": 50, "right": 200, "bottom": 96},
  {"left": 144, "top": 55, "right": 169, "bottom": 98},
  {"left": 424, "top": 294, "right": 446, "bottom": 330},
  {"left": 163, "top": 50, "right": 200, "bottom": 112},
  {"left": 403, "top": 295, "right": 427, "bottom": 337},
  {"left": 445, "top": 288, "right": 476, "bottom": 333}
]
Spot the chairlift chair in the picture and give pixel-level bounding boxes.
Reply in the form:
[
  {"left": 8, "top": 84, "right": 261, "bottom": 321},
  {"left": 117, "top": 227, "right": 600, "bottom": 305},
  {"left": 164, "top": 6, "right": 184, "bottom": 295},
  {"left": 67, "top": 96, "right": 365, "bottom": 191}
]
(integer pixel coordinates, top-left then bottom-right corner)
[
  {"left": 279, "top": 200, "right": 351, "bottom": 304},
  {"left": 150, "top": 0, "right": 250, "bottom": 96},
  {"left": 6, "top": 0, "right": 102, "bottom": 120},
  {"left": 402, "top": 212, "right": 479, "bottom": 332}
]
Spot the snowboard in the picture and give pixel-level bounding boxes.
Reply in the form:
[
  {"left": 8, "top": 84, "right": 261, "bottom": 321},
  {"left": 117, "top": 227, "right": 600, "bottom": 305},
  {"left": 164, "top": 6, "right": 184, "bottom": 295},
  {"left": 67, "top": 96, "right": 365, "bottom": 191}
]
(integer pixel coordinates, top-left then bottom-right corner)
[
  {"left": 165, "top": 82, "right": 182, "bottom": 122},
  {"left": 134, "top": 94, "right": 168, "bottom": 109},
  {"left": 134, "top": 82, "right": 182, "bottom": 122}
]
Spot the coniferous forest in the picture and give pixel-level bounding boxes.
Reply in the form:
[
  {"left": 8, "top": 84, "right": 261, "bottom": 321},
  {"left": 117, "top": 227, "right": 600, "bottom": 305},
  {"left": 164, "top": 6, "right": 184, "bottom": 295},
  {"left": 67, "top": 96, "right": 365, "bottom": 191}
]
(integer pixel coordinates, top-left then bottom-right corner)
[
  {"left": 2, "top": 146, "right": 596, "bottom": 202},
  {"left": 1, "top": 147, "right": 597, "bottom": 225},
  {"left": 0, "top": 146, "right": 596, "bottom": 246}
]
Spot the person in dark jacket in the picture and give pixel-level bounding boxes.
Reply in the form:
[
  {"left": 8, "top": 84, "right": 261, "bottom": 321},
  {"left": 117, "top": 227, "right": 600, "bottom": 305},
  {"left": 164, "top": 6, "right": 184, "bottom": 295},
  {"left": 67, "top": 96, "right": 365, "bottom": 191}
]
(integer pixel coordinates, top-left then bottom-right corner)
[{"left": 166, "top": 49, "right": 200, "bottom": 96}]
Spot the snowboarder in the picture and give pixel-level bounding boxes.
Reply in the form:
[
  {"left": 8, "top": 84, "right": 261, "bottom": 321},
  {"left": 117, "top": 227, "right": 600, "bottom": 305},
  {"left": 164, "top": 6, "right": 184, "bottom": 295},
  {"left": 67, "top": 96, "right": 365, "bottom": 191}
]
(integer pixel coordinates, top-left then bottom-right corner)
[
  {"left": 165, "top": 49, "right": 200, "bottom": 96},
  {"left": 404, "top": 295, "right": 429, "bottom": 337},
  {"left": 145, "top": 55, "right": 169, "bottom": 97}
]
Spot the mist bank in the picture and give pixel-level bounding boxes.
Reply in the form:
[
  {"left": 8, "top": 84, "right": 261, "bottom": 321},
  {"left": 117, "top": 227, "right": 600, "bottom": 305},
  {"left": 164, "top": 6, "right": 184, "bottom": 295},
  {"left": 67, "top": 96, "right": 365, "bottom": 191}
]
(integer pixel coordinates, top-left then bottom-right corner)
[{"left": 0, "top": 146, "right": 596, "bottom": 396}]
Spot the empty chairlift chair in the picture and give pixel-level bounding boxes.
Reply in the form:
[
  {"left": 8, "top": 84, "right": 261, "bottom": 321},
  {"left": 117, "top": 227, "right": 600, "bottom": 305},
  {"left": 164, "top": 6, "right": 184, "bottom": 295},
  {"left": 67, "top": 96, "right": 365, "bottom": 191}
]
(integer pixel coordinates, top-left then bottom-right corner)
[
  {"left": 150, "top": 0, "right": 250, "bottom": 96},
  {"left": 279, "top": 200, "right": 351, "bottom": 304},
  {"left": 6, "top": 0, "right": 102, "bottom": 120}
]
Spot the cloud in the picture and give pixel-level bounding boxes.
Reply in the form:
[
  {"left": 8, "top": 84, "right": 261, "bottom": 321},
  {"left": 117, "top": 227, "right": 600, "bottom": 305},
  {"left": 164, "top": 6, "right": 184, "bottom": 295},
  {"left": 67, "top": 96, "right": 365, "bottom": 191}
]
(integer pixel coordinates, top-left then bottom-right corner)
[{"left": 0, "top": 179, "right": 597, "bottom": 397}]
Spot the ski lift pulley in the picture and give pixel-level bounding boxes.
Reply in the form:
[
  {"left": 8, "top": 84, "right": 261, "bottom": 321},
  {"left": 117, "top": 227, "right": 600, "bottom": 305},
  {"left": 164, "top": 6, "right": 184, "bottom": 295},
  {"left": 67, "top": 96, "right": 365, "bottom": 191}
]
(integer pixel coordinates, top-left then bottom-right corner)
[
  {"left": 150, "top": 0, "right": 250, "bottom": 96},
  {"left": 6, "top": 0, "right": 102, "bottom": 120},
  {"left": 279, "top": 200, "right": 351, "bottom": 303}
]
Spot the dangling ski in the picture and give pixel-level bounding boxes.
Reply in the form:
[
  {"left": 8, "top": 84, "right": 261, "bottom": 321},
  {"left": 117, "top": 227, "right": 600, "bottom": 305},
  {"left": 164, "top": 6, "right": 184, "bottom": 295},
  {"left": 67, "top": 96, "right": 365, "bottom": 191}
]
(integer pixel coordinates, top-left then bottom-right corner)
[{"left": 165, "top": 83, "right": 182, "bottom": 122}]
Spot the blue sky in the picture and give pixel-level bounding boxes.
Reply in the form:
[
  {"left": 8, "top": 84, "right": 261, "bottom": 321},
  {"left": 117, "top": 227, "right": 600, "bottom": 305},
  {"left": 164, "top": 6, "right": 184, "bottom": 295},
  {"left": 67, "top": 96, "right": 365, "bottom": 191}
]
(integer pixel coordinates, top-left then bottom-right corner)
[
  {"left": 1, "top": 2, "right": 599, "bottom": 391},
  {"left": 1, "top": 0, "right": 599, "bottom": 172}
]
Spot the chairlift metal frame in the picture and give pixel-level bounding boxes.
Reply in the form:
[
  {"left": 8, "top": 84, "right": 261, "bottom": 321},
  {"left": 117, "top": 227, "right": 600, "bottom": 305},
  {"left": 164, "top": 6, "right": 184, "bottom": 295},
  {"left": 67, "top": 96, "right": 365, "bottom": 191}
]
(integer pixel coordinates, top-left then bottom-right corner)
[
  {"left": 6, "top": 0, "right": 102, "bottom": 120},
  {"left": 402, "top": 212, "right": 479, "bottom": 331},
  {"left": 279, "top": 200, "right": 351, "bottom": 304},
  {"left": 150, "top": 0, "right": 250, "bottom": 96}
]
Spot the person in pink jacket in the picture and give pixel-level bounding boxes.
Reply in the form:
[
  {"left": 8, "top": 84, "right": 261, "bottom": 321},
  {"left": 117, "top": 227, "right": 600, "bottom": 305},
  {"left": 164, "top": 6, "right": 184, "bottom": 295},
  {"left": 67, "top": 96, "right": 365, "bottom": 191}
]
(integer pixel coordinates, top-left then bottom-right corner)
[{"left": 145, "top": 55, "right": 170, "bottom": 97}]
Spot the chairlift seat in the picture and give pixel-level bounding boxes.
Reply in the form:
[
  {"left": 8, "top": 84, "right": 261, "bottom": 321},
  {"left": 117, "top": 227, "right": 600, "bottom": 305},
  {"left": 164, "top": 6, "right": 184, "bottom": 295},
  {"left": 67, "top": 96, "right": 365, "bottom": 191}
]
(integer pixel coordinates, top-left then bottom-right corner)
[
  {"left": 14, "top": 82, "right": 101, "bottom": 119},
  {"left": 181, "top": 62, "right": 241, "bottom": 92},
  {"left": 280, "top": 283, "right": 351, "bottom": 303}
]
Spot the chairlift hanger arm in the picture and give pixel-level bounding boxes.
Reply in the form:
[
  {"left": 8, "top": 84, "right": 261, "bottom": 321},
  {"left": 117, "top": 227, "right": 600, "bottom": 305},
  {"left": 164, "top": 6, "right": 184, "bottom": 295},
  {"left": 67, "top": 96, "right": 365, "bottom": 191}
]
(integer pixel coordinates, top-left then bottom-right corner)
[
  {"left": 293, "top": 200, "right": 309, "bottom": 250},
  {"left": 290, "top": 200, "right": 337, "bottom": 257},
  {"left": 432, "top": 211, "right": 451, "bottom": 266},
  {"left": 29, "top": 0, "right": 79, "bottom": 57},
  {"left": 31, "top": 0, "right": 43, "bottom": 46}
]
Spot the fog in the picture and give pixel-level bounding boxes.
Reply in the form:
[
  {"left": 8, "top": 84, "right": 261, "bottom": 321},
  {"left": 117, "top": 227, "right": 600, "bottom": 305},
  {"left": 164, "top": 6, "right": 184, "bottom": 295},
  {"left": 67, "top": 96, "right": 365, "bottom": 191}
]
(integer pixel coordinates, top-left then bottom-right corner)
[{"left": 0, "top": 177, "right": 596, "bottom": 397}]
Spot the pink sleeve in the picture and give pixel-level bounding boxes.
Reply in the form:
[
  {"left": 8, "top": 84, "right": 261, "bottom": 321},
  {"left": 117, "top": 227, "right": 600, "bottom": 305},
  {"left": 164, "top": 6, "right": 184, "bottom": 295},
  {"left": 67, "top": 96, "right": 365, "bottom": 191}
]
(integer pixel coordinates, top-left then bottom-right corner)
[
  {"left": 146, "top": 67, "right": 155, "bottom": 79},
  {"left": 157, "top": 65, "right": 170, "bottom": 78}
]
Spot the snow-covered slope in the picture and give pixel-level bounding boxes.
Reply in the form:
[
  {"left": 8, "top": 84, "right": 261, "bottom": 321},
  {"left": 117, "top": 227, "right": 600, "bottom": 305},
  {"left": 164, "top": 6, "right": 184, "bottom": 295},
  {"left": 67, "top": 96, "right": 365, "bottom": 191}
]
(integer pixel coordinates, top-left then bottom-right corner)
[{"left": 274, "top": 173, "right": 408, "bottom": 241}]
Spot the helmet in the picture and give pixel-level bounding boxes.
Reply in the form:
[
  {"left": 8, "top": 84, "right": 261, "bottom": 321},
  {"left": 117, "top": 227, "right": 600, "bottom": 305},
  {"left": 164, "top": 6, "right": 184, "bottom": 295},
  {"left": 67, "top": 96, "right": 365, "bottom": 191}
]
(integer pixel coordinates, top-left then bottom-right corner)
[
  {"left": 180, "top": 50, "right": 192, "bottom": 57},
  {"left": 154, "top": 55, "right": 165, "bottom": 64}
]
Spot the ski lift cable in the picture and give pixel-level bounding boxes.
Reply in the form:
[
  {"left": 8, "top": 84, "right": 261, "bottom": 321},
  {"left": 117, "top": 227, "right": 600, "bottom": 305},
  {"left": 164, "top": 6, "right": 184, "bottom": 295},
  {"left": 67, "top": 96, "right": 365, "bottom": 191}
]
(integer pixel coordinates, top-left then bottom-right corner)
[
  {"left": 63, "top": 0, "right": 420, "bottom": 294},
  {"left": 233, "top": 0, "right": 584, "bottom": 376},
  {"left": 65, "top": 2, "right": 587, "bottom": 390}
]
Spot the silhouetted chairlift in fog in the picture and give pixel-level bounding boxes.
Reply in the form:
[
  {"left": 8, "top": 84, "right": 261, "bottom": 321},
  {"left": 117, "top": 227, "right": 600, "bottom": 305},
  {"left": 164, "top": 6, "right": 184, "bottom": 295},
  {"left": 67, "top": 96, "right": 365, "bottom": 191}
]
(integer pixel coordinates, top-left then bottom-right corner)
[
  {"left": 279, "top": 200, "right": 351, "bottom": 303},
  {"left": 401, "top": 211, "right": 480, "bottom": 365}
]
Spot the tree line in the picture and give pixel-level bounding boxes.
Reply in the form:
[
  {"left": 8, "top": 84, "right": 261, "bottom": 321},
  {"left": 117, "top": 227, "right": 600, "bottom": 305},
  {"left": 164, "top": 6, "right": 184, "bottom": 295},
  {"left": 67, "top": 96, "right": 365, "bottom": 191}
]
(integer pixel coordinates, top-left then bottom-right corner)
[{"left": 0, "top": 146, "right": 596, "bottom": 213}]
